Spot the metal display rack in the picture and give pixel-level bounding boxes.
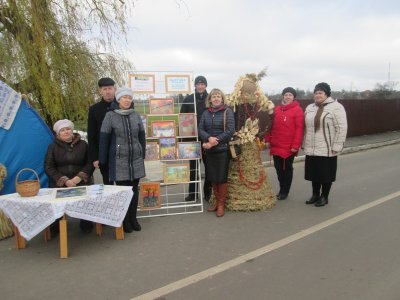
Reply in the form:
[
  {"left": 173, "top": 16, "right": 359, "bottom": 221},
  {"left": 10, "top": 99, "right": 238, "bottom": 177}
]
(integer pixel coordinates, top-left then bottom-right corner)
[{"left": 126, "top": 70, "right": 204, "bottom": 218}]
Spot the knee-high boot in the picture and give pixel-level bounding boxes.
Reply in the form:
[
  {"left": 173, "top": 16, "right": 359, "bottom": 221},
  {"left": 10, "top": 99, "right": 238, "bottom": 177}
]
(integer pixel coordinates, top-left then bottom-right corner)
[
  {"left": 216, "top": 183, "right": 228, "bottom": 217},
  {"left": 207, "top": 183, "right": 219, "bottom": 212},
  {"left": 129, "top": 193, "right": 141, "bottom": 231}
]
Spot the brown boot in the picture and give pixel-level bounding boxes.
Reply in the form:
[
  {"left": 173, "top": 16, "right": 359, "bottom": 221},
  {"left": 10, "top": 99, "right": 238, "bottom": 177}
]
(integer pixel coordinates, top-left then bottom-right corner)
[
  {"left": 207, "top": 183, "right": 219, "bottom": 212},
  {"left": 216, "top": 183, "right": 228, "bottom": 217}
]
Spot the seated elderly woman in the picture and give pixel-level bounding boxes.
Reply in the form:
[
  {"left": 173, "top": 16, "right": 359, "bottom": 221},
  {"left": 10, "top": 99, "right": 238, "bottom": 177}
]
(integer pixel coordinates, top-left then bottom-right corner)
[{"left": 45, "top": 119, "right": 94, "bottom": 235}]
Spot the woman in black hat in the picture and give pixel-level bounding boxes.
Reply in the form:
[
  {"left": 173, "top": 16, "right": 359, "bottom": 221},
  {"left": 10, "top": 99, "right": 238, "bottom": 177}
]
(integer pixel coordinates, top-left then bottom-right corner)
[{"left": 303, "top": 82, "right": 347, "bottom": 207}]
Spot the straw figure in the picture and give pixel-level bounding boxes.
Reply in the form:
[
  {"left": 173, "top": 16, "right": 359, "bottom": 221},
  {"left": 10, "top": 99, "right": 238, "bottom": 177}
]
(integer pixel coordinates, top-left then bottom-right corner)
[
  {"left": 0, "top": 163, "right": 14, "bottom": 240},
  {"left": 224, "top": 70, "right": 276, "bottom": 211}
]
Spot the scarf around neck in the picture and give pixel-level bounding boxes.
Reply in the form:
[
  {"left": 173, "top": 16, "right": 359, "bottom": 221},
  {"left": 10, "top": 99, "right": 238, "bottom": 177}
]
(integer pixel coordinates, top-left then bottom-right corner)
[
  {"left": 114, "top": 108, "right": 135, "bottom": 116},
  {"left": 208, "top": 104, "right": 225, "bottom": 113},
  {"left": 314, "top": 102, "right": 328, "bottom": 131}
]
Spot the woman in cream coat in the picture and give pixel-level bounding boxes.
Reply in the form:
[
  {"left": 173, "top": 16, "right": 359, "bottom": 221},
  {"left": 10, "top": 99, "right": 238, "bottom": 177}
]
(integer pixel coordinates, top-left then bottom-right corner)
[{"left": 303, "top": 82, "right": 347, "bottom": 207}]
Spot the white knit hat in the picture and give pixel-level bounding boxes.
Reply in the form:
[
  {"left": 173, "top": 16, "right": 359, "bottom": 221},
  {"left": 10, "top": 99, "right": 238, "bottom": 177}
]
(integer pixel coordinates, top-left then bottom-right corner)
[
  {"left": 115, "top": 86, "right": 133, "bottom": 102},
  {"left": 53, "top": 119, "right": 74, "bottom": 134}
]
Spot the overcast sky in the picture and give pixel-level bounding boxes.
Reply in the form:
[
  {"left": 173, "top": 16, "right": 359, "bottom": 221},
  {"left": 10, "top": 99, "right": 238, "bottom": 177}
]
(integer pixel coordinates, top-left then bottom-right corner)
[{"left": 125, "top": 0, "right": 400, "bottom": 94}]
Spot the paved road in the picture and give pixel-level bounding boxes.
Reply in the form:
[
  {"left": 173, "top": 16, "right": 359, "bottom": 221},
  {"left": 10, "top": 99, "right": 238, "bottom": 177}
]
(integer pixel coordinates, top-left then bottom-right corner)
[
  {"left": 160, "top": 143, "right": 400, "bottom": 300},
  {"left": 0, "top": 136, "right": 399, "bottom": 300}
]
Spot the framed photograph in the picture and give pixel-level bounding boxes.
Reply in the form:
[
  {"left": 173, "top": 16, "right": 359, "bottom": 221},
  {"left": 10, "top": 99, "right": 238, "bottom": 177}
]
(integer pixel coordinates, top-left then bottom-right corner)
[
  {"left": 140, "top": 115, "right": 147, "bottom": 137},
  {"left": 128, "top": 73, "right": 155, "bottom": 94},
  {"left": 140, "top": 182, "right": 161, "bottom": 209},
  {"left": 177, "top": 142, "right": 202, "bottom": 160},
  {"left": 151, "top": 120, "right": 176, "bottom": 138},
  {"left": 145, "top": 142, "right": 159, "bottom": 161},
  {"left": 149, "top": 98, "right": 174, "bottom": 115},
  {"left": 163, "top": 163, "right": 190, "bottom": 183},
  {"left": 165, "top": 74, "right": 191, "bottom": 94},
  {"left": 179, "top": 113, "right": 197, "bottom": 137},
  {"left": 159, "top": 137, "right": 176, "bottom": 160},
  {"left": 55, "top": 186, "right": 87, "bottom": 199}
]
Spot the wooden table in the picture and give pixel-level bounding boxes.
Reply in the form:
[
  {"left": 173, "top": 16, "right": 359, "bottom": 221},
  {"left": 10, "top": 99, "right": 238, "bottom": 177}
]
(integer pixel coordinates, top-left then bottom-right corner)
[{"left": 0, "top": 185, "right": 133, "bottom": 258}]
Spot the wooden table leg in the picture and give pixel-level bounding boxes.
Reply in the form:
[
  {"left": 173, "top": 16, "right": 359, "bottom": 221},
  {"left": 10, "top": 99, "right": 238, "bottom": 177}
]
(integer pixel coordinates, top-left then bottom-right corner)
[
  {"left": 14, "top": 226, "right": 26, "bottom": 249},
  {"left": 115, "top": 226, "right": 124, "bottom": 240},
  {"left": 95, "top": 223, "right": 103, "bottom": 236},
  {"left": 44, "top": 227, "right": 51, "bottom": 242},
  {"left": 59, "top": 215, "right": 68, "bottom": 259}
]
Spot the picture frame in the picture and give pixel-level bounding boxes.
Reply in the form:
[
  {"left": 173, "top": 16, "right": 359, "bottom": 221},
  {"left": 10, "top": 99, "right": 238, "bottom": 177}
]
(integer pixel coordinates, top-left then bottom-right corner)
[
  {"left": 178, "top": 113, "right": 197, "bottom": 137},
  {"left": 151, "top": 120, "right": 176, "bottom": 138},
  {"left": 55, "top": 186, "right": 87, "bottom": 199},
  {"left": 159, "top": 137, "right": 176, "bottom": 160},
  {"left": 145, "top": 142, "right": 159, "bottom": 161},
  {"left": 177, "top": 142, "right": 202, "bottom": 160},
  {"left": 149, "top": 98, "right": 174, "bottom": 115},
  {"left": 165, "top": 74, "right": 191, "bottom": 94},
  {"left": 140, "top": 182, "right": 161, "bottom": 209},
  {"left": 163, "top": 163, "right": 190, "bottom": 184},
  {"left": 128, "top": 73, "right": 155, "bottom": 94}
]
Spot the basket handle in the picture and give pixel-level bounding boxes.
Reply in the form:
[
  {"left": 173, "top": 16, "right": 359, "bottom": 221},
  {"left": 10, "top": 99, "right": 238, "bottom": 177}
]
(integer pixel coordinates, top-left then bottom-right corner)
[{"left": 15, "top": 168, "right": 40, "bottom": 185}]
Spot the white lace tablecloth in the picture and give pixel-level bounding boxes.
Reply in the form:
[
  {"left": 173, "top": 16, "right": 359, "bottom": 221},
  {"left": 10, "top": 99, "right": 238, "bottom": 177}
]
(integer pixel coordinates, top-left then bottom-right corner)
[{"left": 0, "top": 185, "right": 133, "bottom": 241}]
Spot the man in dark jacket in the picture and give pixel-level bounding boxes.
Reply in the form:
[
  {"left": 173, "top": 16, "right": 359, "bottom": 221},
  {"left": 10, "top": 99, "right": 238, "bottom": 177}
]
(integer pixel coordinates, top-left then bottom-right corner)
[
  {"left": 87, "top": 77, "right": 116, "bottom": 184},
  {"left": 180, "top": 75, "right": 211, "bottom": 201}
]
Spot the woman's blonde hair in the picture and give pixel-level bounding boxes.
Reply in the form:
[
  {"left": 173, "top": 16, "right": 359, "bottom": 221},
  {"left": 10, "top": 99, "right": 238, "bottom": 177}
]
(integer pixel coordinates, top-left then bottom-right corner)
[{"left": 205, "top": 88, "right": 226, "bottom": 107}]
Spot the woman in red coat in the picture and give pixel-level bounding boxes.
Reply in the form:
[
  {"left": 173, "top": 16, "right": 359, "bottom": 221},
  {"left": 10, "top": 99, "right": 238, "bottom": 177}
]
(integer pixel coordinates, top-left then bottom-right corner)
[{"left": 266, "top": 87, "right": 304, "bottom": 200}]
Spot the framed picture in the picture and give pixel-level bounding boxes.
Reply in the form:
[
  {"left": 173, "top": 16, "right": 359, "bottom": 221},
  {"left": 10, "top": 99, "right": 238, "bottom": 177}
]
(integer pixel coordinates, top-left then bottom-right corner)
[
  {"left": 179, "top": 113, "right": 197, "bottom": 137},
  {"left": 128, "top": 73, "right": 155, "bottom": 94},
  {"left": 151, "top": 120, "right": 176, "bottom": 138},
  {"left": 140, "top": 182, "right": 161, "bottom": 209},
  {"left": 177, "top": 142, "right": 202, "bottom": 160},
  {"left": 165, "top": 74, "right": 191, "bottom": 94},
  {"left": 149, "top": 98, "right": 174, "bottom": 115},
  {"left": 163, "top": 163, "right": 190, "bottom": 183},
  {"left": 145, "top": 142, "right": 159, "bottom": 161},
  {"left": 55, "top": 186, "right": 87, "bottom": 199},
  {"left": 159, "top": 137, "right": 176, "bottom": 160},
  {"left": 140, "top": 115, "right": 147, "bottom": 137}
]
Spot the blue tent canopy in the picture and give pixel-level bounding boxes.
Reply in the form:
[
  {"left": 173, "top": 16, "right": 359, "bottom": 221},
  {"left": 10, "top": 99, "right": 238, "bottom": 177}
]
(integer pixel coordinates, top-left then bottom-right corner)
[{"left": 0, "top": 84, "right": 54, "bottom": 194}]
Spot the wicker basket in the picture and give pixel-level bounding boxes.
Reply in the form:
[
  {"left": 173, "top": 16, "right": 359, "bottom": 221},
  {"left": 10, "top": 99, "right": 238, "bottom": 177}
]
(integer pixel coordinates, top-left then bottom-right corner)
[{"left": 15, "top": 168, "right": 40, "bottom": 197}]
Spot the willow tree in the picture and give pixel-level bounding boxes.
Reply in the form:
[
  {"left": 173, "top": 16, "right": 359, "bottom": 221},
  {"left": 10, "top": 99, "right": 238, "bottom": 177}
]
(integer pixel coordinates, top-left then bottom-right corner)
[{"left": 0, "top": 0, "right": 134, "bottom": 126}]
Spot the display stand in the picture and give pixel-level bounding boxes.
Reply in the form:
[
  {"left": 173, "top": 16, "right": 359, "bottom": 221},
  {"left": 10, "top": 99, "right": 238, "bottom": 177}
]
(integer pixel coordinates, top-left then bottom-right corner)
[{"left": 127, "top": 71, "right": 204, "bottom": 218}]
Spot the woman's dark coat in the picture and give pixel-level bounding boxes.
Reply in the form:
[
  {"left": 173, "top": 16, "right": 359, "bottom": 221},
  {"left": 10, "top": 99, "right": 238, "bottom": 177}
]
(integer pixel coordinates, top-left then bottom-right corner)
[
  {"left": 45, "top": 133, "right": 94, "bottom": 187},
  {"left": 99, "top": 109, "right": 146, "bottom": 182}
]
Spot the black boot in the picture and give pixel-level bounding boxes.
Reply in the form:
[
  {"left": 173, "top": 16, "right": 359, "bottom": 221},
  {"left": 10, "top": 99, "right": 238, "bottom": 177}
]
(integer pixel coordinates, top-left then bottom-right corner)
[
  {"left": 50, "top": 220, "right": 60, "bottom": 238},
  {"left": 123, "top": 215, "right": 133, "bottom": 233},
  {"left": 79, "top": 219, "right": 93, "bottom": 234},
  {"left": 277, "top": 193, "right": 288, "bottom": 200},
  {"left": 185, "top": 194, "right": 195, "bottom": 201},
  {"left": 315, "top": 196, "right": 329, "bottom": 207},
  {"left": 204, "top": 187, "right": 212, "bottom": 203},
  {"left": 203, "top": 178, "right": 212, "bottom": 203},
  {"left": 277, "top": 189, "right": 288, "bottom": 200},
  {"left": 306, "top": 194, "right": 319, "bottom": 204},
  {"left": 129, "top": 195, "right": 141, "bottom": 231}
]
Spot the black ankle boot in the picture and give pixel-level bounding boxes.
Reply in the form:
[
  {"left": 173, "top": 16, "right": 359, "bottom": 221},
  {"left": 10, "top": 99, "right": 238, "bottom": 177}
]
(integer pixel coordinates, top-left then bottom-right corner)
[
  {"left": 123, "top": 216, "right": 133, "bottom": 233},
  {"left": 315, "top": 196, "right": 328, "bottom": 207},
  {"left": 306, "top": 194, "right": 319, "bottom": 204},
  {"left": 128, "top": 197, "right": 141, "bottom": 231},
  {"left": 50, "top": 220, "right": 60, "bottom": 238},
  {"left": 79, "top": 220, "right": 93, "bottom": 234},
  {"left": 277, "top": 193, "right": 288, "bottom": 200},
  {"left": 131, "top": 218, "right": 141, "bottom": 231}
]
